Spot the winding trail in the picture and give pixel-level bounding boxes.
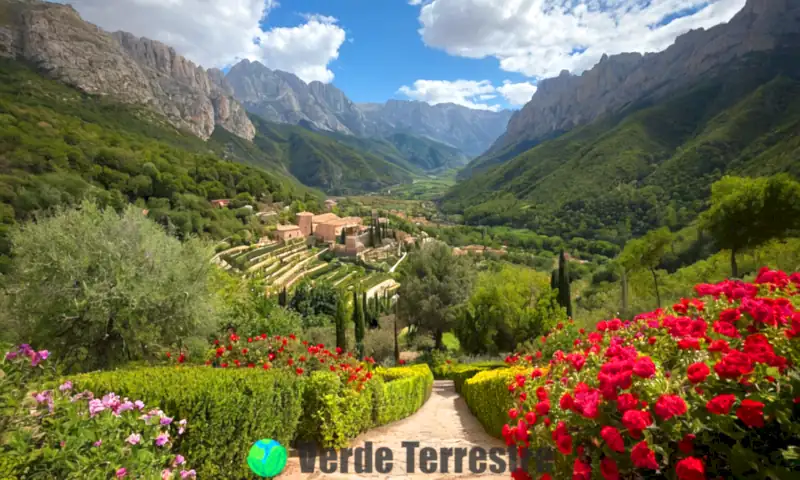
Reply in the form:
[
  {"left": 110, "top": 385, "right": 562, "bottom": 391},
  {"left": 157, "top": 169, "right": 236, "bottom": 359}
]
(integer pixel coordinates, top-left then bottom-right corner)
[{"left": 278, "top": 381, "right": 509, "bottom": 480}]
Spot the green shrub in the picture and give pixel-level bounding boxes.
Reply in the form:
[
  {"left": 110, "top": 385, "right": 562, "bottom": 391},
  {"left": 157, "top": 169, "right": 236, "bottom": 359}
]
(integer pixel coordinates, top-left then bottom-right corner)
[
  {"left": 374, "top": 364, "right": 434, "bottom": 425},
  {"left": 71, "top": 366, "right": 304, "bottom": 478},
  {"left": 432, "top": 362, "right": 507, "bottom": 393},
  {"left": 462, "top": 368, "right": 523, "bottom": 438},
  {"left": 297, "top": 371, "right": 374, "bottom": 449}
]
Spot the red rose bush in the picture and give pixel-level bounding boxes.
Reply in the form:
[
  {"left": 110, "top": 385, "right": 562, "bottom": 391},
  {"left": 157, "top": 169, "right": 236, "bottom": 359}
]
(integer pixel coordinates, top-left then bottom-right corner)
[{"left": 501, "top": 268, "right": 800, "bottom": 479}]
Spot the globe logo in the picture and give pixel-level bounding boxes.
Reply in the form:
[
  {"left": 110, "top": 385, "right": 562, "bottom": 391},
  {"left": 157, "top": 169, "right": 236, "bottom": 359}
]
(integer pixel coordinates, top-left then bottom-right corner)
[{"left": 248, "top": 439, "right": 287, "bottom": 478}]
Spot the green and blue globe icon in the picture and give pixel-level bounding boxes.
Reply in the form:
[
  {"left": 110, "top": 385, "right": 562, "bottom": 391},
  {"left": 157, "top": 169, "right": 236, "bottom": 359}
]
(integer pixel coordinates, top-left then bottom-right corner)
[{"left": 248, "top": 439, "right": 287, "bottom": 478}]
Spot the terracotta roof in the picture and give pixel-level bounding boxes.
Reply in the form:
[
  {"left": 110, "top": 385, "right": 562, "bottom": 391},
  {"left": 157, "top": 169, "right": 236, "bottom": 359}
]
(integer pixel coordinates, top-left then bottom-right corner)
[
  {"left": 311, "top": 213, "right": 340, "bottom": 224},
  {"left": 296, "top": 211, "right": 314, "bottom": 217},
  {"left": 276, "top": 224, "right": 301, "bottom": 231}
]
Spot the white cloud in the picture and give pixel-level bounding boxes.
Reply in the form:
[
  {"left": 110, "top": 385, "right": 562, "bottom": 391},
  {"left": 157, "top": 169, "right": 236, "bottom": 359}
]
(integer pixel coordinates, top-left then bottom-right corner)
[
  {"left": 256, "top": 19, "right": 346, "bottom": 83},
  {"left": 415, "top": 0, "right": 747, "bottom": 79},
  {"left": 55, "top": 0, "right": 345, "bottom": 83},
  {"left": 398, "top": 79, "right": 539, "bottom": 110},
  {"left": 497, "top": 80, "right": 537, "bottom": 106},
  {"left": 398, "top": 79, "right": 503, "bottom": 111}
]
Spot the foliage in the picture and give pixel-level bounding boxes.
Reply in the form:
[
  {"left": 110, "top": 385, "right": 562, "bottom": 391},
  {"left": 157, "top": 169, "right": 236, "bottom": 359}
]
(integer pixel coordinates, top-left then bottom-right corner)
[
  {"left": 289, "top": 280, "right": 339, "bottom": 320},
  {"left": 373, "top": 364, "right": 434, "bottom": 425},
  {"left": 71, "top": 366, "right": 304, "bottom": 478},
  {"left": 353, "top": 290, "right": 366, "bottom": 358},
  {"left": 433, "top": 361, "right": 508, "bottom": 394},
  {"left": 556, "top": 250, "right": 573, "bottom": 318},
  {"left": 397, "top": 241, "right": 475, "bottom": 349},
  {"left": 2, "top": 202, "right": 215, "bottom": 372},
  {"left": 456, "top": 265, "right": 565, "bottom": 354},
  {"left": 0, "top": 59, "right": 317, "bottom": 269},
  {"left": 1, "top": 346, "right": 194, "bottom": 479},
  {"left": 443, "top": 52, "right": 800, "bottom": 243},
  {"left": 701, "top": 175, "right": 800, "bottom": 277},
  {"left": 501, "top": 268, "right": 800, "bottom": 480},
  {"left": 334, "top": 294, "right": 348, "bottom": 350},
  {"left": 618, "top": 227, "right": 672, "bottom": 308},
  {"left": 462, "top": 368, "right": 524, "bottom": 438}
]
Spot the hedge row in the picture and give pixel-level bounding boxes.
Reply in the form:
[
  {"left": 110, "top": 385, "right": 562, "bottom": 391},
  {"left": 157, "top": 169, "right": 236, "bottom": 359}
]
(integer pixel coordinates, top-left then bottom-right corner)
[
  {"left": 374, "top": 364, "right": 434, "bottom": 425},
  {"left": 432, "top": 361, "right": 507, "bottom": 393},
  {"left": 72, "top": 367, "right": 304, "bottom": 479},
  {"left": 71, "top": 364, "right": 434, "bottom": 477},
  {"left": 461, "top": 368, "right": 525, "bottom": 438}
]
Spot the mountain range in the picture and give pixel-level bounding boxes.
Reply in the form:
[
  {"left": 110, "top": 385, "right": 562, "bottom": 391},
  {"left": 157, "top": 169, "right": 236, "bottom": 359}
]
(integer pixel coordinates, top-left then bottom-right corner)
[
  {"left": 445, "top": 0, "right": 800, "bottom": 243},
  {"left": 225, "top": 59, "right": 513, "bottom": 157}
]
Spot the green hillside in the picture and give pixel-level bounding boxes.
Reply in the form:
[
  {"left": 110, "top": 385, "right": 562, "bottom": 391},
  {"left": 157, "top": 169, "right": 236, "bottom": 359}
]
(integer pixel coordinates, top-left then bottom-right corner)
[
  {"left": 0, "top": 59, "right": 322, "bottom": 269},
  {"left": 212, "top": 115, "right": 415, "bottom": 195},
  {"left": 320, "top": 130, "right": 469, "bottom": 174},
  {"left": 442, "top": 49, "right": 800, "bottom": 244}
]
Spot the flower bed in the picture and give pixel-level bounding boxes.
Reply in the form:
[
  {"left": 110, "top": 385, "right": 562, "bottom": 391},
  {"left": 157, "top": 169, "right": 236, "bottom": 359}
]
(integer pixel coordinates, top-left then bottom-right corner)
[{"left": 496, "top": 268, "right": 800, "bottom": 480}]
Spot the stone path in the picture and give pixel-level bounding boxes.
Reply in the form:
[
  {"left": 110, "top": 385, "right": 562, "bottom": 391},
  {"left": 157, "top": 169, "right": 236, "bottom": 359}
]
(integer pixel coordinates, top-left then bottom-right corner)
[{"left": 278, "top": 381, "right": 511, "bottom": 479}]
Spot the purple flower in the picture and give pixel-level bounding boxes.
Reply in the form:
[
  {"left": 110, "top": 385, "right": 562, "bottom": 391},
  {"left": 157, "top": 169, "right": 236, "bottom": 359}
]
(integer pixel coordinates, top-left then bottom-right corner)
[
  {"left": 33, "top": 391, "right": 51, "bottom": 404},
  {"left": 118, "top": 401, "right": 134, "bottom": 414},
  {"left": 160, "top": 416, "right": 173, "bottom": 426},
  {"left": 116, "top": 467, "right": 127, "bottom": 478},
  {"left": 59, "top": 381, "right": 73, "bottom": 393},
  {"left": 18, "top": 344, "right": 33, "bottom": 356},
  {"left": 4, "top": 351, "right": 17, "bottom": 361},
  {"left": 155, "top": 432, "right": 170, "bottom": 447},
  {"left": 180, "top": 470, "right": 196, "bottom": 479},
  {"left": 173, "top": 455, "right": 185, "bottom": 466},
  {"left": 37, "top": 350, "right": 49, "bottom": 360},
  {"left": 134, "top": 400, "right": 145, "bottom": 410},
  {"left": 93, "top": 440, "right": 102, "bottom": 447},
  {"left": 125, "top": 433, "right": 141, "bottom": 446},
  {"left": 88, "top": 399, "right": 106, "bottom": 417}
]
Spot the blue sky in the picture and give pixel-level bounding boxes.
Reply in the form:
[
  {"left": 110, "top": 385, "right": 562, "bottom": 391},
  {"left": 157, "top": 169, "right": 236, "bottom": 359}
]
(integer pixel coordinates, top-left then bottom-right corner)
[
  {"left": 261, "top": 1, "right": 531, "bottom": 106},
  {"left": 61, "top": 0, "right": 749, "bottom": 111}
]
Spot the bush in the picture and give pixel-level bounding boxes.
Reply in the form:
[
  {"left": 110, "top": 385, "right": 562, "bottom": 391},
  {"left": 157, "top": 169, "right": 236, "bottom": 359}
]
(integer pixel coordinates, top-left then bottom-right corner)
[
  {"left": 432, "top": 361, "right": 508, "bottom": 393},
  {"left": 462, "top": 368, "right": 524, "bottom": 438},
  {"left": 364, "top": 326, "right": 396, "bottom": 363},
  {"left": 71, "top": 367, "right": 305, "bottom": 478},
  {"left": 374, "top": 364, "right": 434, "bottom": 425},
  {"left": 297, "top": 371, "right": 374, "bottom": 449},
  {"left": 501, "top": 268, "right": 800, "bottom": 480}
]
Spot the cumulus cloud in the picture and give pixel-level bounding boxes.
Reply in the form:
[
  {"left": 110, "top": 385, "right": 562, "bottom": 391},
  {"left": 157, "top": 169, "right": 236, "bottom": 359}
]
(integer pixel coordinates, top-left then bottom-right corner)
[
  {"left": 398, "top": 79, "right": 501, "bottom": 111},
  {"left": 55, "top": 0, "right": 345, "bottom": 83},
  {"left": 497, "top": 80, "right": 537, "bottom": 105},
  {"left": 398, "top": 79, "right": 539, "bottom": 110},
  {"left": 415, "top": 0, "right": 747, "bottom": 79}
]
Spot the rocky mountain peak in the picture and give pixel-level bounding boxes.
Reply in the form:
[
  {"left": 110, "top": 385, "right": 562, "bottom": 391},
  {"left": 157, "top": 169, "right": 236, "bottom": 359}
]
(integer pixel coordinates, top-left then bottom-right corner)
[
  {"left": 485, "top": 0, "right": 799, "bottom": 158},
  {"left": 0, "top": 0, "right": 254, "bottom": 141}
]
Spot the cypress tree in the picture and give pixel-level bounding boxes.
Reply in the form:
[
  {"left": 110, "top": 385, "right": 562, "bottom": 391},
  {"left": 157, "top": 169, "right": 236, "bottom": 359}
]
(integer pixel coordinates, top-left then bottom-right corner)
[
  {"left": 353, "top": 290, "right": 365, "bottom": 358},
  {"left": 557, "top": 250, "right": 573, "bottom": 318},
  {"left": 279, "top": 287, "right": 287, "bottom": 307},
  {"left": 339, "top": 228, "right": 346, "bottom": 245},
  {"left": 369, "top": 224, "right": 375, "bottom": 247},
  {"left": 335, "top": 294, "right": 347, "bottom": 350},
  {"left": 550, "top": 269, "right": 558, "bottom": 291}
]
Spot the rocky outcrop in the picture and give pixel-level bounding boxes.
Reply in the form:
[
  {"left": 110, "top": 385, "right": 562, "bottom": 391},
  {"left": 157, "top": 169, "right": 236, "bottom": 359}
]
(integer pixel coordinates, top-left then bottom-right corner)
[
  {"left": 0, "top": 0, "right": 254, "bottom": 141},
  {"left": 226, "top": 59, "right": 513, "bottom": 156},
  {"left": 489, "top": 0, "right": 800, "bottom": 155}
]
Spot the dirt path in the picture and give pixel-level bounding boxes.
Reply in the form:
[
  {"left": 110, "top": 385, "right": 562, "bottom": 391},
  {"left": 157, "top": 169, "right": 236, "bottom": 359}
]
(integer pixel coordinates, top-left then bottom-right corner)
[{"left": 278, "top": 381, "right": 510, "bottom": 480}]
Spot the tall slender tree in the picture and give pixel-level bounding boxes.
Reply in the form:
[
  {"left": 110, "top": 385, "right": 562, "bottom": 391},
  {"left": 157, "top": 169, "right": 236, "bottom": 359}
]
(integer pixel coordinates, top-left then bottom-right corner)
[
  {"left": 353, "top": 289, "right": 365, "bottom": 358},
  {"left": 339, "top": 228, "right": 346, "bottom": 245},
  {"left": 557, "top": 250, "right": 573, "bottom": 318},
  {"left": 335, "top": 294, "right": 348, "bottom": 351}
]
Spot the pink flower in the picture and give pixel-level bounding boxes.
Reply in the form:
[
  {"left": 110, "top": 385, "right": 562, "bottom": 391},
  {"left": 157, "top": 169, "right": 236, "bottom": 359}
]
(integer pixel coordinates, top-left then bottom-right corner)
[
  {"left": 89, "top": 399, "right": 106, "bottom": 417},
  {"left": 59, "top": 381, "right": 73, "bottom": 392},
  {"left": 160, "top": 416, "right": 173, "bottom": 426},
  {"left": 180, "top": 470, "right": 197, "bottom": 479},
  {"left": 116, "top": 468, "right": 127, "bottom": 478},
  {"left": 174, "top": 455, "right": 185, "bottom": 466},
  {"left": 161, "top": 469, "right": 172, "bottom": 480},
  {"left": 134, "top": 400, "right": 145, "bottom": 410},
  {"left": 155, "top": 432, "right": 170, "bottom": 447},
  {"left": 93, "top": 440, "right": 103, "bottom": 447},
  {"left": 178, "top": 419, "right": 187, "bottom": 435},
  {"left": 126, "top": 434, "right": 141, "bottom": 445}
]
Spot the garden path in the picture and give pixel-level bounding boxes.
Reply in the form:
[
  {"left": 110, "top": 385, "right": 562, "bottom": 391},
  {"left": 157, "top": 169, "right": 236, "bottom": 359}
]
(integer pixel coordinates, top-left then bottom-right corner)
[{"left": 278, "top": 380, "right": 509, "bottom": 480}]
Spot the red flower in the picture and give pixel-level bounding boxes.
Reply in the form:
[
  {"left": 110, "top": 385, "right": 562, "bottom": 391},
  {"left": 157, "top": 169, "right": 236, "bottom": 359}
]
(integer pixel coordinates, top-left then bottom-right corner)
[
  {"left": 536, "top": 400, "right": 550, "bottom": 416},
  {"left": 633, "top": 356, "right": 656, "bottom": 378},
  {"left": 676, "top": 457, "right": 705, "bottom": 480},
  {"left": 177, "top": 354, "right": 185, "bottom": 364},
  {"left": 714, "top": 351, "right": 753, "bottom": 379},
  {"left": 262, "top": 363, "right": 270, "bottom": 370},
  {"left": 600, "top": 457, "right": 619, "bottom": 480},
  {"left": 678, "top": 338, "right": 700, "bottom": 350},
  {"left": 707, "top": 339, "right": 730, "bottom": 353},
  {"left": 687, "top": 363, "right": 710, "bottom": 384},
  {"left": 295, "top": 367, "right": 304, "bottom": 375},
  {"left": 539, "top": 475, "right": 551, "bottom": 480},
  {"left": 166, "top": 352, "right": 171, "bottom": 358},
  {"left": 213, "top": 339, "right": 219, "bottom": 345},
  {"left": 631, "top": 441, "right": 658, "bottom": 469},
  {"left": 572, "top": 383, "right": 601, "bottom": 419},
  {"left": 678, "top": 433, "right": 695, "bottom": 454},
  {"left": 399, "top": 359, "right": 406, "bottom": 365},
  {"left": 572, "top": 458, "right": 591, "bottom": 480},
  {"left": 241, "top": 348, "right": 248, "bottom": 355},
  {"left": 508, "top": 408, "right": 519, "bottom": 419},
  {"left": 560, "top": 393, "right": 574, "bottom": 410},
  {"left": 600, "top": 426, "right": 625, "bottom": 453},
  {"left": 536, "top": 386, "right": 548, "bottom": 400},
  {"left": 736, "top": 399, "right": 765, "bottom": 427},
  {"left": 552, "top": 421, "right": 572, "bottom": 455},
  {"left": 719, "top": 308, "right": 741, "bottom": 323},
  {"left": 247, "top": 363, "right": 255, "bottom": 368},
  {"left": 622, "top": 410, "right": 652, "bottom": 438},
  {"left": 713, "top": 321, "right": 740, "bottom": 338},
  {"left": 654, "top": 394, "right": 687, "bottom": 420},
  {"left": 511, "top": 468, "right": 531, "bottom": 480},
  {"left": 706, "top": 394, "right": 736, "bottom": 414},
  {"left": 648, "top": 336, "right": 657, "bottom": 345},
  {"left": 616, "top": 393, "right": 639, "bottom": 412}
]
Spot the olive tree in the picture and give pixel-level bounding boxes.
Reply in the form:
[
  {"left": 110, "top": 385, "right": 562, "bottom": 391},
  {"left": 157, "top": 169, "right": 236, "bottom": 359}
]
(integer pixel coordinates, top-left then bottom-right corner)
[{"left": 2, "top": 202, "right": 217, "bottom": 371}]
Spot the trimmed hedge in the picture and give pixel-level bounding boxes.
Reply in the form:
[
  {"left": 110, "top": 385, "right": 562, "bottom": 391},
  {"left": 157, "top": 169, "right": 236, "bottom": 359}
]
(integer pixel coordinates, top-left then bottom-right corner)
[
  {"left": 462, "top": 368, "right": 525, "bottom": 438},
  {"left": 72, "top": 367, "right": 304, "bottom": 479},
  {"left": 432, "top": 361, "right": 507, "bottom": 393},
  {"left": 297, "top": 371, "right": 375, "bottom": 449},
  {"left": 374, "top": 364, "right": 434, "bottom": 425}
]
